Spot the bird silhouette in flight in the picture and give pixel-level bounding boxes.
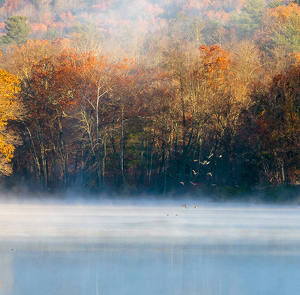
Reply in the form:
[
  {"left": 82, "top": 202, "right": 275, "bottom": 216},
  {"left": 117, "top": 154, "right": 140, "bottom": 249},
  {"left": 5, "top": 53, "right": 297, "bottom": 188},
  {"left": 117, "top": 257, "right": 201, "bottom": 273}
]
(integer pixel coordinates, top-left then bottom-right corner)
[
  {"left": 182, "top": 205, "right": 187, "bottom": 209},
  {"left": 192, "top": 205, "right": 198, "bottom": 209}
]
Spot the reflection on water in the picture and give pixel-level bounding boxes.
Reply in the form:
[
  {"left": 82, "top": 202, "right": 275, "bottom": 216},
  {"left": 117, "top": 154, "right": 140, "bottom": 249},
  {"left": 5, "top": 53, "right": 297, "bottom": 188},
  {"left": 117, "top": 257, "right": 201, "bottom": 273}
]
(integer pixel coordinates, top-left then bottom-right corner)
[
  {"left": 0, "top": 202, "right": 300, "bottom": 295},
  {"left": 0, "top": 252, "right": 13, "bottom": 294}
]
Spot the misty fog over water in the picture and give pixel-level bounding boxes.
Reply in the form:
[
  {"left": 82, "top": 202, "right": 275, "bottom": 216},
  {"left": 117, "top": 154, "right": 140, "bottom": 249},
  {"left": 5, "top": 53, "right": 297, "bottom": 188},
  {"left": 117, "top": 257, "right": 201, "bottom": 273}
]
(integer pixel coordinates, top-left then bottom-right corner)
[
  {"left": 1, "top": 201, "right": 300, "bottom": 245},
  {"left": 1, "top": 200, "right": 300, "bottom": 295}
]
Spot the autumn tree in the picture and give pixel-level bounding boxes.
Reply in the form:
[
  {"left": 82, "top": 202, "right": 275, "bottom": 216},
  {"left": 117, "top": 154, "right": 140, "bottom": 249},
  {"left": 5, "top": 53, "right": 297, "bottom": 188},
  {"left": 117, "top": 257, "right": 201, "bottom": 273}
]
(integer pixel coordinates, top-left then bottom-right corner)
[
  {"left": 247, "top": 66, "right": 300, "bottom": 188},
  {"left": 0, "top": 56, "right": 24, "bottom": 175},
  {"left": 191, "top": 45, "right": 236, "bottom": 187},
  {"left": 15, "top": 50, "right": 85, "bottom": 189},
  {"left": 184, "top": 42, "right": 262, "bottom": 189},
  {"left": 143, "top": 43, "right": 241, "bottom": 191},
  {"left": 2, "top": 39, "right": 68, "bottom": 80},
  {"left": 11, "top": 45, "right": 145, "bottom": 191}
]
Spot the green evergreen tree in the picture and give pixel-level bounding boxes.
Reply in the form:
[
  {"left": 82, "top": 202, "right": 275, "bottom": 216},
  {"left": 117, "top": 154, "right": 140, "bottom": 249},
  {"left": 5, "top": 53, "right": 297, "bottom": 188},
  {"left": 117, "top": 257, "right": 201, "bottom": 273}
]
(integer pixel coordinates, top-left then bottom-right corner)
[
  {"left": 271, "top": 6, "right": 300, "bottom": 52},
  {"left": 230, "top": 0, "right": 265, "bottom": 38},
  {"left": 0, "top": 16, "right": 31, "bottom": 45}
]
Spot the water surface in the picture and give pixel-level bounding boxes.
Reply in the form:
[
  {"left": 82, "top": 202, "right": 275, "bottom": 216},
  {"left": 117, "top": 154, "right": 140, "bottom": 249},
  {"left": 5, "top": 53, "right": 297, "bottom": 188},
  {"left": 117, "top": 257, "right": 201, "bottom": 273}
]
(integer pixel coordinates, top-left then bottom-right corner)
[{"left": 0, "top": 201, "right": 300, "bottom": 295}]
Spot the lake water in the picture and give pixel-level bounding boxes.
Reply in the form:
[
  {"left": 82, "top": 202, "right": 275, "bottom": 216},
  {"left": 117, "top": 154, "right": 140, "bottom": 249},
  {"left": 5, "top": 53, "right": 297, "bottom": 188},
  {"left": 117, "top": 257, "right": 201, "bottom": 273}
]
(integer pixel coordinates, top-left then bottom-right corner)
[{"left": 0, "top": 201, "right": 300, "bottom": 295}]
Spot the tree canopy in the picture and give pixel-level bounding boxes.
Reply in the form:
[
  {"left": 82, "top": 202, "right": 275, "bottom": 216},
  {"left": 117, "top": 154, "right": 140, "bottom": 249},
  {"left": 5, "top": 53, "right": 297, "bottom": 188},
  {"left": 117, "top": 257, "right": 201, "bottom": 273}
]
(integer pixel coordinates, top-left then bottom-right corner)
[
  {"left": 0, "top": 52, "right": 24, "bottom": 175},
  {"left": 0, "top": 0, "right": 299, "bottom": 199}
]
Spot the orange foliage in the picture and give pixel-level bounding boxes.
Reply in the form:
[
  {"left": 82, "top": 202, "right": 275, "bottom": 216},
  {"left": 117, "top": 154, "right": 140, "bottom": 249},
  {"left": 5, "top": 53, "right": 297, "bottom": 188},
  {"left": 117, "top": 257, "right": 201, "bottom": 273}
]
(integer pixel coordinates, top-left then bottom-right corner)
[
  {"left": 49, "top": 21, "right": 65, "bottom": 30},
  {"left": 204, "top": 10, "right": 230, "bottom": 22},
  {"left": 198, "top": 44, "right": 232, "bottom": 75},
  {"left": 91, "top": 3, "right": 108, "bottom": 11},
  {"left": 292, "top": 52, "right": 300, "bottom": 65},
  {"left": 3, "top": 0, "right": 19, "bottom": 12},
  {"left": 21, "top": 50, "right": 143, "bottom": 136},
  {"left": 191, "top": 44, "right": 234, "bottom": 118},
  {"left": 43, "top": 14, "right": 56, "bottom": 26},
  {"left": 264, "top": 3, "right": 300, "bottom": 24},
  {"left": 30, "top": 23, "right": 48, "bottom": 34},
  {"left": 261, "top": 3, "right": 300, "bottom": 36},
  {"left": 26, "top": 55, "right": 68, "bottom": 118},
  {"left": 60, "top": 11, "right": 76, "bottom": 24}
]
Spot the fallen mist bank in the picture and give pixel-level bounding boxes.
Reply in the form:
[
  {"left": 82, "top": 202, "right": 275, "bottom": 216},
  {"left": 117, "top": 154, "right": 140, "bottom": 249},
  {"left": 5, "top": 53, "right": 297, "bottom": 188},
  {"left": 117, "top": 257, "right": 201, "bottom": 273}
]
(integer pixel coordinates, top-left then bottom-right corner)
[
  {"left": 0, "top": 181, "right": 300, "bottom": 205},
  {"left": 1, "top": 201, "right": 300, "bottom": 247}
]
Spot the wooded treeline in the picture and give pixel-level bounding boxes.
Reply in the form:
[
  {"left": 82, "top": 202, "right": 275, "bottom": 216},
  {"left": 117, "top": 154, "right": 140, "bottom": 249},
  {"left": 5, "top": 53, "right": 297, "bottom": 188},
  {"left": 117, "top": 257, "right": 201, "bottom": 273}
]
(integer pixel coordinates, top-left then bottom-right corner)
[{"left": 0, "top": 0, "right": 299, "bottom": 198}]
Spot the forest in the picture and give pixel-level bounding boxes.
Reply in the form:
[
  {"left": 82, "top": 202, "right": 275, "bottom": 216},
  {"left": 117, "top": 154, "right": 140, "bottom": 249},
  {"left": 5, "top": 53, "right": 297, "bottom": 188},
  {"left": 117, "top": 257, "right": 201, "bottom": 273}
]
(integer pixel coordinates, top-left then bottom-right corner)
[{"left": 0, "top": 0, "right": 299, "bottom": 200}]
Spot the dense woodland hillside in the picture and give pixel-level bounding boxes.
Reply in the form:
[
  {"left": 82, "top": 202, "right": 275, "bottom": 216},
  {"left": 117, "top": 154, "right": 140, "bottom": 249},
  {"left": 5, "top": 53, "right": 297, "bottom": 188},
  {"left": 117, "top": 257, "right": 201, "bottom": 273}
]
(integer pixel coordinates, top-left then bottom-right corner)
[{"left": 0, "top": 0, "right": 299, "bottom": 200}]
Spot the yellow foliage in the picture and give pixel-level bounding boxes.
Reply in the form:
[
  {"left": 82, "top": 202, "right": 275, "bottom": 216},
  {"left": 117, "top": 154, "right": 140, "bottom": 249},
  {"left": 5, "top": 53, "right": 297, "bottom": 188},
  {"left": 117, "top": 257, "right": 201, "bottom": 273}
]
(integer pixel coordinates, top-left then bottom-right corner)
[{"left": 0, "top": 56, "right": 21, "bottom": 165}]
